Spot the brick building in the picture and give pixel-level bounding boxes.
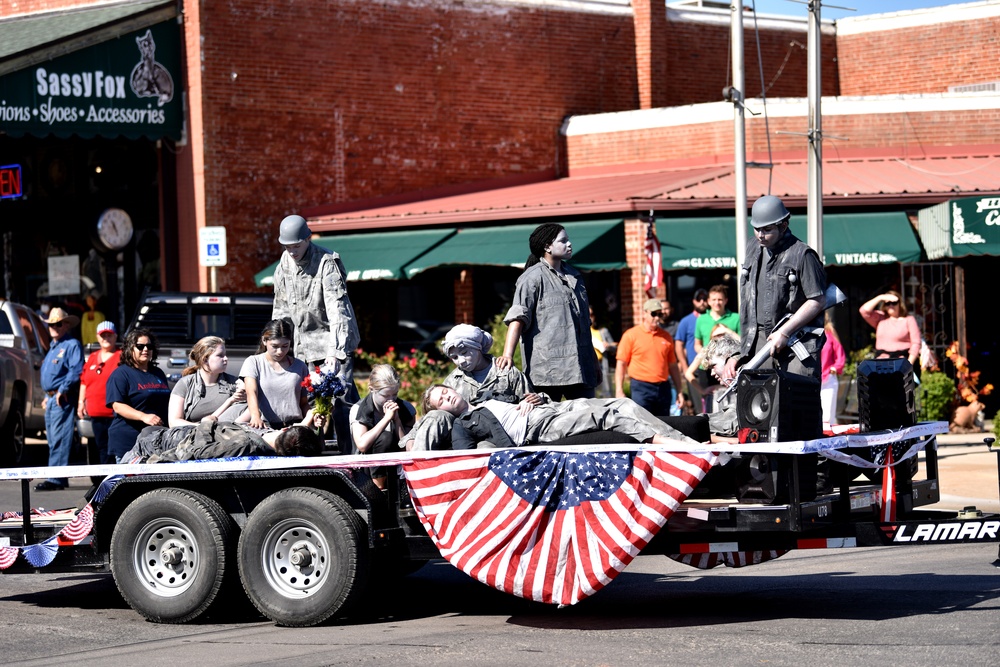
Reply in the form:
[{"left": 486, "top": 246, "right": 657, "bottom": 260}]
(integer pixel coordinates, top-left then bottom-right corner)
[{"left": 1, "top": 0, "right": 999, "bottom": 408}]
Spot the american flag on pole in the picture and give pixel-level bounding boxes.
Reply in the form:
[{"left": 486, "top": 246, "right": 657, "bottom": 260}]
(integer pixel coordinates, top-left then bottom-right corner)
[
  {"left": 402, "top": 448, "right": 717, "bottom": 605},
  {"left": 643, "top": 223, "right": 663, "bottom": 295},
  {"left": 880, "top": 443, "right": 897, "bottom": 523}
]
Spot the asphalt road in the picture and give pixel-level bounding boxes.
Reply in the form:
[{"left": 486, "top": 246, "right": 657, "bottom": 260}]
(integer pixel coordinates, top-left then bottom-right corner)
[
  {"left": 1, "top": 544, "right": 998, "bottom": 666},
  {"left": 1, "top": 436, "right": 998, "bottom": 666}
]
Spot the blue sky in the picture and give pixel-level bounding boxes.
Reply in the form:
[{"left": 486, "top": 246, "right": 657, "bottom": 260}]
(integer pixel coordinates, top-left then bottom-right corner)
[{"left": 749, "top": 0, "right": 975, "bottom": 20}]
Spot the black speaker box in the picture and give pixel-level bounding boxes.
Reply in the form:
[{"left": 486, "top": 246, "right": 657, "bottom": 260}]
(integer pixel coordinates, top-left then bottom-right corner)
[
  {"left": 733, "top": 370, "right": 822, "bottom": 503},
  {"left": 853, "top": 358, "right": 918, "bottom": 484},
  {"left": 736, "top": 369, "right": 822, "bottom": 443},
  {"left": 857, "top": 358, "right": 916, "bottom": 431},
  {"left": 734, "top": 452, "right": 818, "bottom": 504}
]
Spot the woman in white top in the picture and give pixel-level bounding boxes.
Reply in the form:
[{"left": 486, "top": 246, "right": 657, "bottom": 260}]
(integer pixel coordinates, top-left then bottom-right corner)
[
  {"left": 239, "top": 320, "right": 309, "bottom": 429},
  {"left": 168, "top": 336, "right": 247, "bottom": 427}
]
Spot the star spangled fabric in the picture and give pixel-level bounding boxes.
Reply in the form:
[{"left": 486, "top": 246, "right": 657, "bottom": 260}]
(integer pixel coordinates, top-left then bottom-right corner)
[
  {"left": 668, "top": 549, "right": 788, "bottom": 570},
  {"left": 402, "top": 448, "right": 717, "bottom": 606},
  {"left": 644, "top": 227, "right": 663, "bottom": 295}
]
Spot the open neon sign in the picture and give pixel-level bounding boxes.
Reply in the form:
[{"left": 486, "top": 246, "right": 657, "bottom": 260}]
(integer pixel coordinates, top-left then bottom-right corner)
[{"left": 1, "top": 164, "right": 23, "bottom": 199}]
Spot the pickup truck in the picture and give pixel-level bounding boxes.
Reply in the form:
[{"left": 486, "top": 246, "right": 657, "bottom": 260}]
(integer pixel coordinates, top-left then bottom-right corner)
[
  {"left": 0, "top": 300, "right": 50, "bottom": 465},
  {"left": 127, "top": 291, "right": 274, "bottom": 385}
]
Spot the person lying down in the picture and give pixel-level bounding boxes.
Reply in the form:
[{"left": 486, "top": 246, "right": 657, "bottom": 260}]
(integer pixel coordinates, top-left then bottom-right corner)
[
  {"left": 423, "top": 385, "right": 700, "bottom": 449},
  {"left": 123, "top": 411, "right": 326, "bottom": 463}
]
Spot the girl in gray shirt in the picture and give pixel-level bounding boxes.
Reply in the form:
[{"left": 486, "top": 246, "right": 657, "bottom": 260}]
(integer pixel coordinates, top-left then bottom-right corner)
[{"left": 240, "top": 320, "right": 309, "bottom": 429}]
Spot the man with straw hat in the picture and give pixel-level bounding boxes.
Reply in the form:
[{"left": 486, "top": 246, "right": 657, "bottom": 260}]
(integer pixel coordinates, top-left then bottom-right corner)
[{"left": 36, "top": 307, "right": 84, "bottom": 491}]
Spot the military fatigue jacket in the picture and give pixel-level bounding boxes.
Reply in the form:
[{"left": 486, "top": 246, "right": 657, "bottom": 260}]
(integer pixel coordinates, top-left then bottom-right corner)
[{"left": 273, "top": 242, "right": 361, "bottom": 363}]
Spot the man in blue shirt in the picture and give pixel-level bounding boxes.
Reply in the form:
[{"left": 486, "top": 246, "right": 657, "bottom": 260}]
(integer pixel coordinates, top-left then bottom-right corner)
[
  {"left": 673, "top": 288, "right": 708, "bottom": 409},
  {"left": 36, "top": 308, "right": 84, "bottom": 491}
]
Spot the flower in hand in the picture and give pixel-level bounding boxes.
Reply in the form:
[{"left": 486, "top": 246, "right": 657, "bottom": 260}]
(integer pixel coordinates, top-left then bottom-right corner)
[{"left": 301, "top": 362, "right": 347, "bottom": 417}]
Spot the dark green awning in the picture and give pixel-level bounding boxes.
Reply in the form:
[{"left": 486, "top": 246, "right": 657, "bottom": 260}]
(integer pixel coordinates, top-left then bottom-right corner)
[
  {"left": 0, "top": 0, "right": 176, "bottom": 76},
  {"left": 0, "top": 11, "right": 182, "bottom": 140},
  {"left": 659, "top": 211, "right": 922, "bottom": 270},
  {"left": 254, "top": 228, "right": 457, "bottom": 287},
  {"left": 917, "top": 196, "right": 1000, "bottom": 259},
  {"left": 403, "top": 219, "right": 626, "bottom": 277}
]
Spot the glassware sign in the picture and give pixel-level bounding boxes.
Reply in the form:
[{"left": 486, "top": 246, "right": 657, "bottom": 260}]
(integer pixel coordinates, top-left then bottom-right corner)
[{"left": 0, "top": 20, "right": 182, "bottom": 140}]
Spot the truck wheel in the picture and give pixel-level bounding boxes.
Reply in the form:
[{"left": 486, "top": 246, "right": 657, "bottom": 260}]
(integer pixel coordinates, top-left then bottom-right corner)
[
  {"left": 238, "top": 488, "right": 368, "bottom": 627},
  {"left": 110, "top": 488, "right": 236, "bottom": 623},
  {"left": 1, "top": 398, "right": 25, "bottom": 467}
]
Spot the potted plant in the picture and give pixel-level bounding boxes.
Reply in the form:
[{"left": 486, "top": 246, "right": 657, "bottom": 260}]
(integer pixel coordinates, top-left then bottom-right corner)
[{"left": 941, "top": 342, "right": 993, "bottom": 433}]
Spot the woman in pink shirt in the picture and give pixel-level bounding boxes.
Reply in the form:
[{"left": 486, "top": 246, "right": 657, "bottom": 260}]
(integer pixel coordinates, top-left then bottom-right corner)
[
  {"left": 820, "top": 313, "right": 846, "bottom": 425},
  {"left": 859, "top": 290, "right": 920, "bottom": 368}
]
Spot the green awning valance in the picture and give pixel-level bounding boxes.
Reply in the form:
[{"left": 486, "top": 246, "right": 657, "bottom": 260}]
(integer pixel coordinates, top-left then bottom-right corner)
[
  {"left": 917, "top": 196, "right": 1000, "bottom": 260},
  {"left": 254, "top": 219, "right": 625, "bottom": 286},
  {"left": 403, "top": 219, "right": 626, "bottom": 277},
  {"left": 254, "top": 228, "right": 457, "bottom": 287},
  {"left": 0, "top": 14, "right": 182, "bottom": 140},
  {"left": 659, "top": 211, "right": 922, "bottom": 270}
]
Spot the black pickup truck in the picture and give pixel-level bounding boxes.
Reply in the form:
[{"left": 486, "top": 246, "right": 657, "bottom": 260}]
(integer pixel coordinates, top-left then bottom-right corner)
[{"left": 127, "top": 291, "right": 274, "bottom": 384}]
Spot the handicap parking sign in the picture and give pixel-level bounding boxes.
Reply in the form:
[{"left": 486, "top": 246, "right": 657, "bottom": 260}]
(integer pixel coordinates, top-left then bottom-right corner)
[{"left": 199, "top": 227, "right": 227, "bottom": 266}]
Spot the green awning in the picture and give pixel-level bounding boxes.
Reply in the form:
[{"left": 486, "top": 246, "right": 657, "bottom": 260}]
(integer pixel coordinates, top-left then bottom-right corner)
[
  {"left": 0, "top": 0, "right": 176, "bottom": 76},
  {"left": 403, "top": 219, "right": 626, "bottom": 277},
  {"left": 660, "top": 211, "right": 922, "bottom": 270},
  {"left": 0, "top": 11, "right": 182, "bottom": 140},
  {"left": 254, "top": 228, "right": 457, "bottom": 287},
  {"left": 917, "top": 196, "right": 1000, "bottom": 260}
]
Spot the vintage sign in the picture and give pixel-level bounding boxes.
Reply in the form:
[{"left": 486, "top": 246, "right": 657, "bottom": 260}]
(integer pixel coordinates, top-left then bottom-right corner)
[{"left": 0, "top": 20, "right": 182, "bottom": 140}]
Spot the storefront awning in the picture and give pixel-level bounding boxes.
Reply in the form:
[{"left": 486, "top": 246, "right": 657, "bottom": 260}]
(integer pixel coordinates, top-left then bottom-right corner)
[
  {"left": 0, "top": 6, "right": 182, "bottom": 140},
  {"left": 254, "top": 228, "right": 458, "bottom": 287},
  {"left": 660, "top": 211, "right": 923, "bottom": 270},
  {"left": 402, "top": 219, "right": 626, "bottom": 277},
  {"left": 254, "top": 219, "right": 625, "bottom": 286},
  {"left": 917, "top": 196, "right": 1000, "bottom": 259},
  {"left": 0, "top": 0, "right": 177, "bottom": 76}
]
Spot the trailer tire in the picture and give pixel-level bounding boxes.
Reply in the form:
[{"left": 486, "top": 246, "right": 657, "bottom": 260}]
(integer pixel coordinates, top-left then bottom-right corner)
[
  {"left": 110, "top": 488, "right": 236, "bottom": 623},
  {"left": 238, "top": 487, "right": 368, "bottom": 627},
  {"left": 0, "top": 398, "right": 25, "bottom": 467}
]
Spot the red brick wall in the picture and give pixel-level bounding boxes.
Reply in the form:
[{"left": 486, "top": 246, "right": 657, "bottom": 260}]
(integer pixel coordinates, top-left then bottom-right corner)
[
  {"left": 566, "top": 107, "right": 1000, "bottom": 170},
  {"left": 665, "top": 17, "right": 840, "bottom": 105},
  {"left": 193, "top": 0, "right": 638, "bottom": 290},
  {"left": 635, "top": 0, "right": 668, "bottom": 109},
  {"left": 838, "top": 16, "right": 1000, "bottom": 95}
]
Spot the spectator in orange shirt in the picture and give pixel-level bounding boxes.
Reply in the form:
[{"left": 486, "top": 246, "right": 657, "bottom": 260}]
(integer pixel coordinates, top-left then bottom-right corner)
[{"left": 614, "top": 298, "right": 684, "bottom": 416}]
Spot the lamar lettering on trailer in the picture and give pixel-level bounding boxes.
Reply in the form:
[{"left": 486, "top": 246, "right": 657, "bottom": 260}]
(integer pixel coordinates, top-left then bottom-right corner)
[{"left": 892, "top": 520, "right": 1000, "bottom": 543}]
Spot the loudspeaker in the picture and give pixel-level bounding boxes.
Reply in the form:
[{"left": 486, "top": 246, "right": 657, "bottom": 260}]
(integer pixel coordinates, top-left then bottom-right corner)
[
  {"left": 736, "top": 369, "right": 822, "bottom": 443},
  {"left": 734, "top": 452, "right": 818, "bottom": 504},
  {"left": 734, "top": 370, "right": 822, "bottom": 503},
  {"left": 858, "top": 358, "right": 916, "bottom": 431},
  {"left": 854, "top": 358, "right": 918, "bottom": 484}
]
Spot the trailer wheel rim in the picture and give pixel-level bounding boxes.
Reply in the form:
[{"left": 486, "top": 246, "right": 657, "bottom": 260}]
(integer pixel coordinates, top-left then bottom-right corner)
[
  {"left": 133, "top": 518, "right": 201, "bottom": 597},
  {"left": 259, "top": 518, "right": 330, "bottom": 599}
]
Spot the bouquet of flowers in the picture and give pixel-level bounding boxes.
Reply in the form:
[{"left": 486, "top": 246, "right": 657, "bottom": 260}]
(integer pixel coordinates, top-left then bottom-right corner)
[{"left": 301, "top": 362, "right": 347, "bottom": 417}]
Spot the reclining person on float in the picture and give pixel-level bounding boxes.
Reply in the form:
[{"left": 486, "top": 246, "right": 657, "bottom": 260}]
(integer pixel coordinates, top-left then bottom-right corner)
[
  {"left": 422, "top": 385, "right": 700, "bottom": 450},
  {"left": 123, "top": 411, "right": 327, "bottom": 463},
  {"left": 405, "top": 324, "right": 547, "bottom": 451}
]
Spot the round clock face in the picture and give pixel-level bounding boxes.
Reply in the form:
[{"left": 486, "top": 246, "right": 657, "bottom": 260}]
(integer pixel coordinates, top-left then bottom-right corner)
[{"left": 97, "top": 208, "right": 134, "bottom": 251}]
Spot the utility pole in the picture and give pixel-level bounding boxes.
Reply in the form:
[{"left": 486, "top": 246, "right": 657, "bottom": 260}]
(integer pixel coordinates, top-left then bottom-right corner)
[
  {"left": 807, "top": 0, "right": 824, "bottom": 259},
  {"left": 730, "top": 0, "right": 748, "bottom": 303}
]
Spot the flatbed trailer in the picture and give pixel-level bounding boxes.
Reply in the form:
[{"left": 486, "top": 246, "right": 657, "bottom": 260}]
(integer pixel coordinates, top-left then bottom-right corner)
[{"left": 1, "top": 421, "right": 997, "bottom": 627}]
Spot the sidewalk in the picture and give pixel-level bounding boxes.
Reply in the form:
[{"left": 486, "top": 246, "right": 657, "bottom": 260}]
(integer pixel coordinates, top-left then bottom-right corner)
[{"left": 926, "top": 428, "right": 999, "bottom": 514}]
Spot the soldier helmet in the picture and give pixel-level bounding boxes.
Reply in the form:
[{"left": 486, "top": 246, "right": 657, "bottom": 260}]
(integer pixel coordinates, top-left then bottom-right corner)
[
  {"left": 278, "top": 214, "right": 311, "bottom": 244},
  {"left": 750, "top": 195, "right": 791, "bottom": 229}
]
